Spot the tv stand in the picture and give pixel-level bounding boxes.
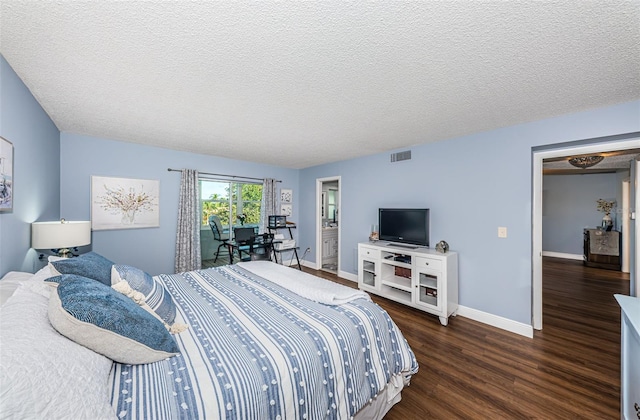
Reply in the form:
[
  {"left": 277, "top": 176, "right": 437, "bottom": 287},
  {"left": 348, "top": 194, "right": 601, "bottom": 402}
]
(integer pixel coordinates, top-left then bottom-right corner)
[{"left": 358, "top": 241, "right": 458, "bottom": 326}]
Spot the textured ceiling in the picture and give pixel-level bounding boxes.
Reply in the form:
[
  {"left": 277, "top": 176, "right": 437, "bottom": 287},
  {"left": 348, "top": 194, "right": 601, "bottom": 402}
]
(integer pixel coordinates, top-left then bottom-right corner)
[{"left": 1, "top": 1, "right": 639, "bottom": 169}]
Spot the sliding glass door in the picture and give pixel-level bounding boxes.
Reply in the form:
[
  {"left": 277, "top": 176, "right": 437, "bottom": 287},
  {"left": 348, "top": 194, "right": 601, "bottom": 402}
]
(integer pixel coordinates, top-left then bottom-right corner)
[{"left": 200, "top": 180, "right": 263, "bottom": 234}]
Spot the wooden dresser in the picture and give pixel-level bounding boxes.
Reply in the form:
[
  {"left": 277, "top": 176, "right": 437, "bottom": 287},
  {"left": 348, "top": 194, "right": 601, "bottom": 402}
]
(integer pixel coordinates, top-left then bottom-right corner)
[{"left": 583, "top": 228, "right": 621, "bottom": 271}]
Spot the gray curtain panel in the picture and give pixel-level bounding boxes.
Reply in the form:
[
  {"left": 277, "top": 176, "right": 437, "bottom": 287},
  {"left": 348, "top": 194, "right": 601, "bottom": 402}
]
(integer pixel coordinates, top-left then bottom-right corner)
[
  {"left": 175, "top": 169, "right": 201, "bottom": 273},
  {"left": 260, "top": 178, "right": 278, "bottom": 233}
]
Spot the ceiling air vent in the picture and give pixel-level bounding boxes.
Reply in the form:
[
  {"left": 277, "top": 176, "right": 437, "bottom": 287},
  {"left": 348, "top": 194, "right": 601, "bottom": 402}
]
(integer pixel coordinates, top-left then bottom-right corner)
[{"left": 390, "top": 150, "right": 411, "bottom": 163}]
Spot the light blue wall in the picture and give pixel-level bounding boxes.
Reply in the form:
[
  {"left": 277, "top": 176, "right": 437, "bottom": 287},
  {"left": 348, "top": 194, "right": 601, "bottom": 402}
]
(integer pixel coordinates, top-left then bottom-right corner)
[
  {"left": 60, "top": 133, "right": 299, "bottom": 275},
  {"left": 298, "top": 100, "right": 640, "bottom": 325},
  {"left": 3, "top": 52, "right": 639, "bottom": 326},
  {"left": 0, "top": 55, "right": 60, "bottom": 276},
  {"left": 543, "top": 173, "right": 622, "bottom": 255}
]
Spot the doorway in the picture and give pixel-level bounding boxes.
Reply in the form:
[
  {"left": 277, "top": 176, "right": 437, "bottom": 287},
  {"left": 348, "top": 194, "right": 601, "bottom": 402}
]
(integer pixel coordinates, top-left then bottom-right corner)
[
  {"left": 532, "top": 134, "right": 640, "bottom": 330},
  {"left": 316, "top": 177, "right": 341, "bottom": 274}
]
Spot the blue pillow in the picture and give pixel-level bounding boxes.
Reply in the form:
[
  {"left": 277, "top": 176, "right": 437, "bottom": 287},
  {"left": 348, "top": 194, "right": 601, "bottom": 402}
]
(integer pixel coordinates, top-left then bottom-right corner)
[
  {"left": 111, "top": 264, "right": 176, "bottom": 324},
  {"left": 49, "top": 252, "right": 114, "bottom": 286},
  {"left": 46, "top": 274, "right": 179, "bottom": 364}
]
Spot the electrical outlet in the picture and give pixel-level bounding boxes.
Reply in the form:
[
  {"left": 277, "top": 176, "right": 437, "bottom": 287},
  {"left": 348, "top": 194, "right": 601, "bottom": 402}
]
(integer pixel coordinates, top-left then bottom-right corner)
[{"left": 498, "top": 227, "right": 507, "bottom": 238}]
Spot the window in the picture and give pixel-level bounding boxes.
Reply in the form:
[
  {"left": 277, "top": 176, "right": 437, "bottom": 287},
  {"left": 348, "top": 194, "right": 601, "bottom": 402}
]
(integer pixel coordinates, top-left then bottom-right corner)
[{"left": 200, "top": 180, "right": 263, "bottom": 230}]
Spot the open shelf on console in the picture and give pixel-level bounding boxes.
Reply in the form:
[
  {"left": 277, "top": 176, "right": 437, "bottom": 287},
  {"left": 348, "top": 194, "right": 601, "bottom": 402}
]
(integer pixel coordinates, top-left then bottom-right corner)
[
  {"left": 381, "top": 250, "right": 412, "bottom": 265},
  {"left": 380, "top": 284, "right": 412, "bottom": 304},
  {"left": 380, "top": 259, "right": 412, "bottom": 291},
  {"left": 381, "top": 276, "right": 411, "bottom": 292}
]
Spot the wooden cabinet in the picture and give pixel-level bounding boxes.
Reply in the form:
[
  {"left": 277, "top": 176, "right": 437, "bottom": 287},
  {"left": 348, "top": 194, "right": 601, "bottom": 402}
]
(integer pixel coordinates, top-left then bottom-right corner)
[
  {"left": 583, "top": 228, "right": 621, "bottom": 271},
  {"left": 357, "top": 242, "right": 458, "bottom": 326}
]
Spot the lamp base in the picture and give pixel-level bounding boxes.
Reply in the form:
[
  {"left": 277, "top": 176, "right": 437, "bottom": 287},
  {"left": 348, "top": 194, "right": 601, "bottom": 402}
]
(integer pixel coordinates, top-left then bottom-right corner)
[
  {"left": 38, "top": 248, "right": 77, "bottom": 260},
  {"left": 56, "top": 248, "right": 73, "bottom": 258}
]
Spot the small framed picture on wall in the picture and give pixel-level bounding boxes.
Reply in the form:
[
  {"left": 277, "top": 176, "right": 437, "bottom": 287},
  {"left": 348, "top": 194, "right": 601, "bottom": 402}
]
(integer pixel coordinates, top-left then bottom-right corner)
[
  {"left": 0, "top": 137, "right": 14, "bottom": 212},
  {"left": 280, "top": 189, "right": 292, "bottom": 203},
  {"left": 280, "top": 204, "right": 292, "bottom": 217}
]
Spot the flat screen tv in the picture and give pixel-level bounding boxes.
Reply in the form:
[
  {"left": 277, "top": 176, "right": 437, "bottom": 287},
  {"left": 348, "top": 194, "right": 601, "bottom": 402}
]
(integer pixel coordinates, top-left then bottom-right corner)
[{"left": 378, "top": 208, "right": 430, "bottom": 247}]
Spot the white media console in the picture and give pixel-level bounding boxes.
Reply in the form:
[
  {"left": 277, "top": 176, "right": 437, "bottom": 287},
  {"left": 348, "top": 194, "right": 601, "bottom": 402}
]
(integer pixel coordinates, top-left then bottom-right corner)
[{"left": 358, "top": 241, "right": 458, "bottom": 326}]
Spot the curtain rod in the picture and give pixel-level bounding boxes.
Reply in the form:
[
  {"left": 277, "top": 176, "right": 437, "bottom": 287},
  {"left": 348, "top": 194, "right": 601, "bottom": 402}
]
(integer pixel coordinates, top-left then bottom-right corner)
[{"left": 167, "top": 168, "right": 281, "bottom": 183}]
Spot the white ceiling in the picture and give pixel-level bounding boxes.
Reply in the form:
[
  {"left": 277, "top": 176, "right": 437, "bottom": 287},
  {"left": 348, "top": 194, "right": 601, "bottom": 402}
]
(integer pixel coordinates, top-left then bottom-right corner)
[{"left": 1, "top": 1, "right": 639, "bottom": 169}]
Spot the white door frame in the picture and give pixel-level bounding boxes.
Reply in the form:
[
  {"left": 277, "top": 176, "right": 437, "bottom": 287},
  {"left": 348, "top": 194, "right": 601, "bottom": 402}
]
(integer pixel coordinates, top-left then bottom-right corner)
[
  {"left": 532, "top": 137, "right": 640, "bottom": 330},
  {"left": 315, "top": 176, "right": 341, "bottom": 272},
  {"left": 622, "top": 178, "right": 631, "bottom": 273},
  {"left": 632, "top": 158, "right": 639, "bottom": 297}
]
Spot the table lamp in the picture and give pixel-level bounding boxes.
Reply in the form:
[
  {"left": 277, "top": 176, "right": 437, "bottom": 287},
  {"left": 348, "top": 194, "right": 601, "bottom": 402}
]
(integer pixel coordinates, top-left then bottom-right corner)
[{"left": 31, "top": 218, "right": 91, "bottom": 258}]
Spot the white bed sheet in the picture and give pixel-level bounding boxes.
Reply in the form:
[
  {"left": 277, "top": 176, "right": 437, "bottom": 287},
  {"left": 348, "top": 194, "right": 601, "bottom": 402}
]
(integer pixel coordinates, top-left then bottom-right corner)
[
  {"left": 0, "top": 279, "right": 115, "bottom": 419},
  {"left": 0, "top": 271, "right": 33, "bottom": 306}
]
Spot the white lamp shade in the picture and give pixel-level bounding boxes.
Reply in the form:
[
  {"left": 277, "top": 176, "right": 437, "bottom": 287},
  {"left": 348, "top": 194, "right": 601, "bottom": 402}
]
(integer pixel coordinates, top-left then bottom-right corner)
[{"left": 31, "top": 220, "right": 91, "bottom": 249}]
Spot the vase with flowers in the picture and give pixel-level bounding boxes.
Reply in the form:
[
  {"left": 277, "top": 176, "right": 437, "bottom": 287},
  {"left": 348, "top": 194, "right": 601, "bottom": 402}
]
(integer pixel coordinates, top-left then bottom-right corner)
[
  {"left": 596, "top": 199, "right": 616, "bottom": 229},
  {"left": 237, "top": 213, "right": 247, "bottom": 226}
]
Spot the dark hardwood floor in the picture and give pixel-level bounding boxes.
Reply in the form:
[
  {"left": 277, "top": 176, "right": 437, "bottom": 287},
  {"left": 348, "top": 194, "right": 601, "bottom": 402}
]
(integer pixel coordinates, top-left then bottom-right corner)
[{"left": 306, "top": 257, "right": 631, "bottom": 419}]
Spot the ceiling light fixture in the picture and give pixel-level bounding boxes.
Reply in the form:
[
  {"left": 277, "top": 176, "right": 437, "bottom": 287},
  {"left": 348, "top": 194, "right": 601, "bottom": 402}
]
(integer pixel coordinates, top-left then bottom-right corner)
[{"left": 568, "top": 155, "right": 604, "bottom": 169}]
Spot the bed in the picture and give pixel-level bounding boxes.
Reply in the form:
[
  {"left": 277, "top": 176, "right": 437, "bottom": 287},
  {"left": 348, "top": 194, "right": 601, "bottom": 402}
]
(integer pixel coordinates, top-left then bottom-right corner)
[{"left": 0, "top": 254, "right": 418, "bottom": 419}]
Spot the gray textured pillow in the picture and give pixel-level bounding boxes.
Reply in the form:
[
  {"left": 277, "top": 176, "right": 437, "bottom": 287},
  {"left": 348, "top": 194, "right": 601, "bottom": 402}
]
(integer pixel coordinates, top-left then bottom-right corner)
[
  {"left": 111, "top": 264, "right": 176, "bottom": 324},
  {"left": 47, "top": 274, "right": 179, "bottom": 364},
  {"left": 49, "top": 252, "right": 114, "bottom": 286}
]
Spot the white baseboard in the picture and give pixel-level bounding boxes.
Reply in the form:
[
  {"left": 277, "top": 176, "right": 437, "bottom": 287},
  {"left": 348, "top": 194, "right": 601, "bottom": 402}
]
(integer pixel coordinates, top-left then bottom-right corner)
[
  {"left": 300, "top": 260, "right": 316, "bottom": 269},
  {"left": 456, "top": 305, "right": 533, "bottom": 338},
  {"left": 452, "top": 250, "right": 577, "bottom": 336},
  {"left": 300, "top": 261, "right": 358, "bottom": 283},
  {"left": 542, "top": 251, "right": 583, "bottom": 261},
  {"left": 339, "top": 271, "right": 357, "bottom": 282},
  {"left": 307, "top": 262, "right": 533, "bottom": 338}
]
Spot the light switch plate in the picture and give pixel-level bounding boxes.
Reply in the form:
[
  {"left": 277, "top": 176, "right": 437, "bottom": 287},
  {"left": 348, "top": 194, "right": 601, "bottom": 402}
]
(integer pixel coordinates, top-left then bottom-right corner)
[{"left": 498, "top": 227, "right": 508, "bottom": 238}]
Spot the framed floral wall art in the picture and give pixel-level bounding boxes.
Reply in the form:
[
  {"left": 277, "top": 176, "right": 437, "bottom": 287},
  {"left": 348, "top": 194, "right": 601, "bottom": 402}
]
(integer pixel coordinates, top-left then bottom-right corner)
[
  {"left": 91, "top": 176, "right": 160, "bottom": 230},
  {"left": 0, "top": 137, "right": 13, "bottom": 212}
]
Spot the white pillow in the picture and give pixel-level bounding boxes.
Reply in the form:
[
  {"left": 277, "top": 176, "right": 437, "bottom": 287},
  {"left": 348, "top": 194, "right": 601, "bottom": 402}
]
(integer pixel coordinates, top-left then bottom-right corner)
[
  {"left": 0, "top": 283, "right": 115, "bottom": 419},
  {"left": 0, "top": 271, "right": 32, "bottom": 306},
  {"left": 0, "top": 265, "right": 54, "bottom": 307},
  {"left": 31, "top": 263, "right": 56, "bottom": 283}
]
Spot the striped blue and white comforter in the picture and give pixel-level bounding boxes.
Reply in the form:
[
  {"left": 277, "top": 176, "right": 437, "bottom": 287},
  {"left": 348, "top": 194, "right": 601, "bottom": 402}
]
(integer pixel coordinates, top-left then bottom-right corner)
[{"left": 110, "top": 263, "right": 418, "bottom": 419}]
